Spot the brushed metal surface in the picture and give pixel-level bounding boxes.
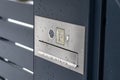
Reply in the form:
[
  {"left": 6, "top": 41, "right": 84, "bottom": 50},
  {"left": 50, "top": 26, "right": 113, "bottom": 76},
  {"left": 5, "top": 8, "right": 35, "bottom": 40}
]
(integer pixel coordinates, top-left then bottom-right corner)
[
  {"left": 35, "top": 15, "right": 86, "bottom": 74},
  {"left": 36, "top": 42, "right": 78, "bottom": 68}
]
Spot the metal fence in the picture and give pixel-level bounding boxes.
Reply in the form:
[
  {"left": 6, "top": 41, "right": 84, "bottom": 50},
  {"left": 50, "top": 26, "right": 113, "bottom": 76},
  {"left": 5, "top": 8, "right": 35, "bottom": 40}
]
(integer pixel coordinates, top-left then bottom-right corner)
[{"left": 0, "top": 0, "right": 33, "bottom": 80}]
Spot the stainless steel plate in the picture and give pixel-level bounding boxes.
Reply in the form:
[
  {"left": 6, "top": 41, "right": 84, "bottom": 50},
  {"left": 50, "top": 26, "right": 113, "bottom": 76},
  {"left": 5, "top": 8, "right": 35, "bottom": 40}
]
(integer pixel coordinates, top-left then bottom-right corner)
[{"left": 35, "top": 15, "right": 86, "bottom": 74}]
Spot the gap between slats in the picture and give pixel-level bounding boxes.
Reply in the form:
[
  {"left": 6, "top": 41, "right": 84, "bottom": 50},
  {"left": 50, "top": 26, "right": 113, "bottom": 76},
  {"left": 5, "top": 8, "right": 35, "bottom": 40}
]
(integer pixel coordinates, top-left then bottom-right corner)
[
  {"left": 0, "top": 56, "right": 33, "bottom": 75},
  {"left": 0, "top": 16, "right": 33, "bottom": 48},
  {"left": 0, "top": 16, "right": 33, "bottom": 29},
  {"left": 0, "top": 37, "right": 33, "bottom": 74},
  {"left": 0, "top": 37, "right": 33, "bottom": 52},
  {"left": 8, "top": 0, "right": 34, "bottom": 5}
]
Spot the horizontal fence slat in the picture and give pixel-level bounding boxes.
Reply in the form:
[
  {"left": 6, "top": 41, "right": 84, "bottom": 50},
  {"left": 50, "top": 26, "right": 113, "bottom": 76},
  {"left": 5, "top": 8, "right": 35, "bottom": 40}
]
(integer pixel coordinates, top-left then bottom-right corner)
[
  {"left": 0, "top": 20, "right": 33, "bottom": 48},
  {"left": 0, "top": 60, "right": 33, "bottom": 80},
  {"left": 0, "top": 40, "right": 33, "bottom": 71},
  {"left": 0, "top": 0, "right": 33, "bottom": 24}
]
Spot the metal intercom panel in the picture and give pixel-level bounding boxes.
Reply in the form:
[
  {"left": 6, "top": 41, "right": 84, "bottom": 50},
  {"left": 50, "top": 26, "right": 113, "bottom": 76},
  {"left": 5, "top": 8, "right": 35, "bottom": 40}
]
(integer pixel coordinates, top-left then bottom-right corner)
[{"left": 35, "top": 15, "right": 86, "bottom": 74}]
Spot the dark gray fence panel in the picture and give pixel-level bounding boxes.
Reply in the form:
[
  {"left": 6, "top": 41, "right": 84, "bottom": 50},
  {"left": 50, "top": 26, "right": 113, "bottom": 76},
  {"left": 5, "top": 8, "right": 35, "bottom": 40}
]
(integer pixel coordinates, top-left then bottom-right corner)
[
  {"left": 0, "top": 40, "right": 33, "bottom": 71},
  {"left": 0, "top": 20, "right": 33, "bottom": 48},
  {"left": 0, "top": 60, "right": 33, "bottom": 80},
  {"left": 0, "top": 0, "right": 33, "bottom": 79},
  {"left": 0, "top": 0, "right": 33, "bottom": 24}
]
